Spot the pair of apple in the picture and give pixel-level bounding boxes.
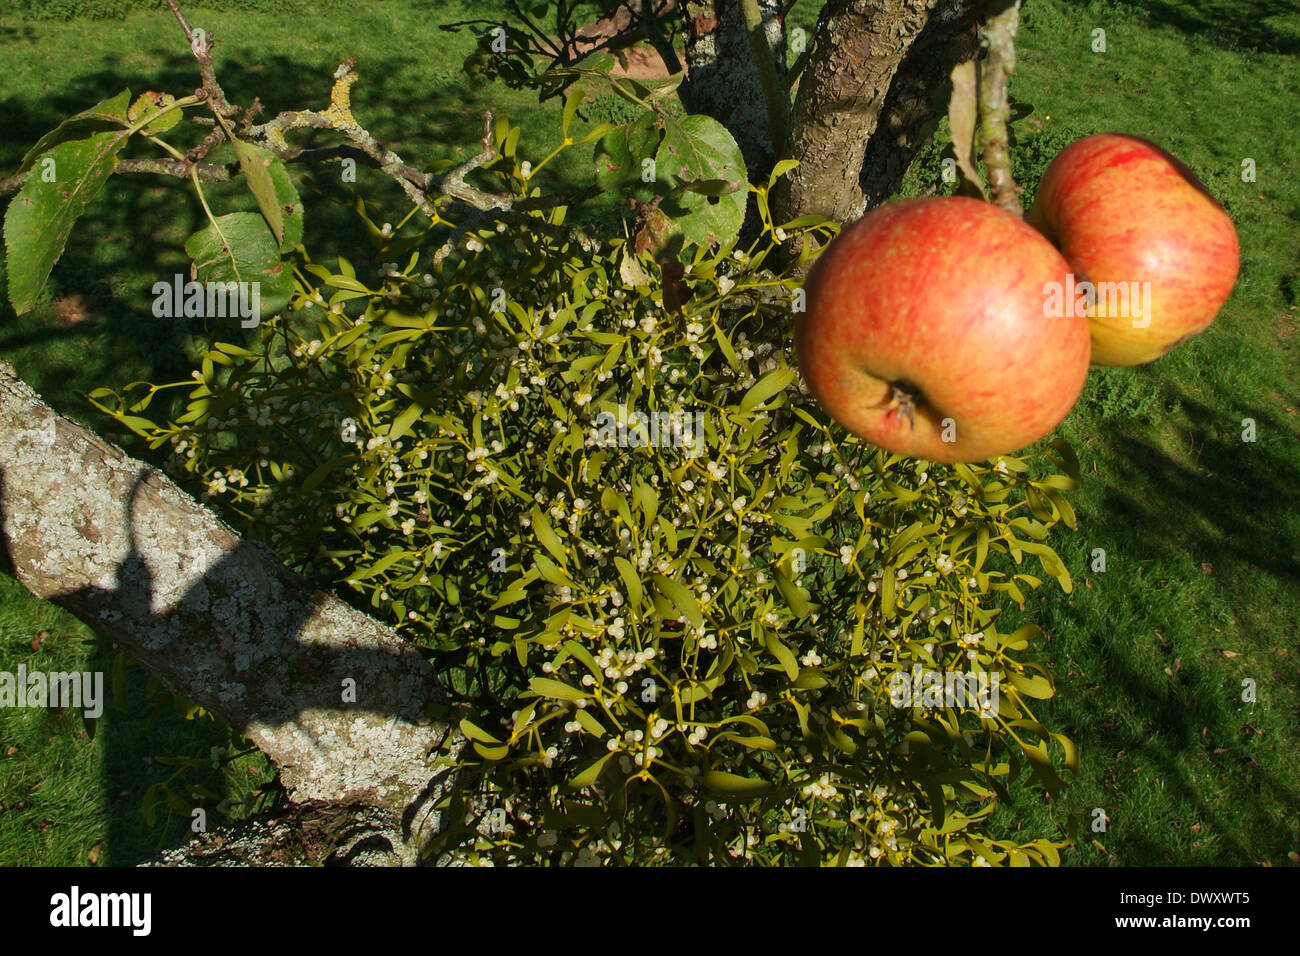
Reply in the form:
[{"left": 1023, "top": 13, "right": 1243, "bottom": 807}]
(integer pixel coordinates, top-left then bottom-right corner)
[{"left": 796, "top": 134, "right": 1240, "bottom": 463}]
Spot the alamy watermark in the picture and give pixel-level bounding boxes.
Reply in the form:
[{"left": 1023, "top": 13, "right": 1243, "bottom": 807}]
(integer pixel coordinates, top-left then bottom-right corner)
[
  {"left": 1043, "top": 274, "right": 1152, "bottom": 328},
  {"left": 593, "top": 405, "right": 706, "bottom": 458},
  {"left": 0, "top": 666, "right": 103, "bottom": 718},
  {"left": 152, "top": 274, "right": 261, "bottom": 327},
  {"left": 49, "top": 886, "right": 150, "bottom": 936},
  {"left": 888, "top": 665, "right": 1001, "bottom": 717}
]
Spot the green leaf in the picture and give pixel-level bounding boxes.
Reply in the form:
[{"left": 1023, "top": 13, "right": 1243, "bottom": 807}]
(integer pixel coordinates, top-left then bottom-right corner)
[
  {"left": 881, "top": 564, "right": 897, "bottom": 616},
  {"left": 388, "top": 402, "right": 422, "bottom": 442},
  {"left": 1006, "top": 670, "right": 1054, "bottom": 700},
  {"left": 490, "top": 589, "right": 529, "bottom": 611},
  {"left": 12, "top": 89, "right": 131, "bottom": 176},
  {"left": 347, "top": 549, "right": 411, "bottom": 582},
  {"left": 574, "top": 709, "right": 605, "bottom": 736},
  {"left": 739, "top": 367, "right": 796, "bottom": 413},
  {"left": 702, "top": 770, "right": 771, "bottom": 796},
  {"left": 531, "top": 507, "right": 568, "bottom": 567},
  {"left": 763, "top": 629, "right": 799, "bottom": 680},
  {"left": 299, "top": 456, "right": 352, "bottom": 493},
  {"left": 5, "top": 132, "right": 130, "bottom": 314},
  {"left": 614, "top": 556, "right": 643, "bottom": 608},
  {"left": 1051, "top": 731, "right": 1081, "bottom": 774},
  {"left": 566, "top": 752, "right": 614, "bottom": 790},
  {"left": 458, "top": 718, "right": 502, "bottom": 744},
  {"left": 561, "top": 86, "right": 586, "bottom": 139},
  {"left": 975, "top": 526, "right": 989, "bottom": 572},
  {"left": 528, "top": 677, "right": 587, "bottom": 701},
  {"left": 265, "top": 157, "right": 304, "bottom": 251},
  {"left": 712, "top": 323, "right": 739, "bottom": 368},
  {"left": 774, "top": 566, "right": 811, "bottom": 618},
  {"left": 142, "top": 783, "right": 158, "bottom": 829},
  {"left": 231, "top": 139, "right": 285, "bottom": 246},
  {"left": 655, "top": 113, "right": 748, "bottom": 247},
  {"left": 1050, "top": 437, "right": 1083, "bottom": 484},
  {"left": 184, "top": 211, "right": 293, "bottom": 319},
  {"left": 652, "top": 573, "right": 704, "bottom": 630},
  {"left": 534, "top": 553, "right": 575, "bottom": 588},
  {"left": 794, "top": 669, "right": 828, "bottom": 690},
  {"left": 766, "top": 158, "right": 800, "bottom": 188},
  {"left": 594, "top": 113, "right": 659, "bottom": 195},
  {"left": 127, "top": 91, "right": 180, "bottom": 136}
]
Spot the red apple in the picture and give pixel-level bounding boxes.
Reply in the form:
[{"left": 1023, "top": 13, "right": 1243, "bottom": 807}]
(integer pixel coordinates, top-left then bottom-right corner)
[
  {"left": 796, "top": 196, "right": 1090, "bottom": 463},
  {"left": 1028, "top": 133, "right": 1239, "bottom": 366}
]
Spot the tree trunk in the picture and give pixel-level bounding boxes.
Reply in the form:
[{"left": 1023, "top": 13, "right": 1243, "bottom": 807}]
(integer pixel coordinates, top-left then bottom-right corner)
[
  {"left": 0, "top": 361, "right": 463, "bottom": 836},
  {"left": 858, "top": 0, "right": 982, "bottom": 211},
  {"left": 772, "top": 0, "right": 979, "bottom": 232}
]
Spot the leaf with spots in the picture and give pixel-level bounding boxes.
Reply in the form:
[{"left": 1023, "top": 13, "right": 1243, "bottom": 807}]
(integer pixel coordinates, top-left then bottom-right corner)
[
  {"left": 654, "top": 113, "right": 747, "bottom": 247},
  {"left": 594, "top": 112, "right": 659, "bottom": 199},
  {"left": 5, "top": 131, "right": 131, "bottom": 314},
  {"left": 184, "top": 212, "right": 294, "bottom": 320}
]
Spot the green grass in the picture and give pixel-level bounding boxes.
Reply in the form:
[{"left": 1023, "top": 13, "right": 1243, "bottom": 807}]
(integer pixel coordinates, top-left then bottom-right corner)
[
  {"left": 2, "top": 0, "right": 1298, "bottom": 865},
  {"left": 0, "top": 573, "right": 276, "bottom": 865}
]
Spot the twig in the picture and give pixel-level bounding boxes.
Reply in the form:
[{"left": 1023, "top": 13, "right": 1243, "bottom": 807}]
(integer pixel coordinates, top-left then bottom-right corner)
[
  {"left": 978, "top": 0, "right": 1022, "bottom": 217},
  {"left": 426, "top": 112, "right": 510, "bottom": 212},
  {"left": 166, "top": 0, "right": 239, "bottom": 119}
]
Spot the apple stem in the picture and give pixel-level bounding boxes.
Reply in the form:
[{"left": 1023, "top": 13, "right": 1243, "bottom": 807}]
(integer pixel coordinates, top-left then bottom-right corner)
[
  {"left": 890, "top": 381, "right": 920, "bottom": 430},
  {"left": 978, "top": 1, "right": 1023, "bottom": 218}
]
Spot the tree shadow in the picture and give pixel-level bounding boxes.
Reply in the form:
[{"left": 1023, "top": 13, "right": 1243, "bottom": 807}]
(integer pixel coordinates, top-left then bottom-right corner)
[
  {"left": 0, "top": 28, "right": 602, "bottom": 435},
  {"left": 1002, "top": 366, "right": 1300, "bottom": 864},
  {"left": 1063, "top": 0, "right": 1300, "bottom": 55}
]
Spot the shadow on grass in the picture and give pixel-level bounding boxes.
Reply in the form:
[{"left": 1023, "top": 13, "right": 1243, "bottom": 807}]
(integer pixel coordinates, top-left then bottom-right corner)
[
  {"left": 1003, "top": 370, "right": 1300, "bottom": 864},
  {"left": 1065, "top": 0, "right": 1300, "bottom": 55}
]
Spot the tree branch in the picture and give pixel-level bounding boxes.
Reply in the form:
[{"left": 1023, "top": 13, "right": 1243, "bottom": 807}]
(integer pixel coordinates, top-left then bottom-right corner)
[{"left": 0, "top": 359, "right": 465, "bottom": 814}]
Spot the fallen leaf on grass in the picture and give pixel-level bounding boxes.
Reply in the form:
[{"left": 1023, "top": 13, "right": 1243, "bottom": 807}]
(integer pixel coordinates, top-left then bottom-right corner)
[
  {"left": 30, "top": 630, "right": 49, "bottom": 651},
  {"left": 51, "top": 293, "right": 94, "bottom": 328}
]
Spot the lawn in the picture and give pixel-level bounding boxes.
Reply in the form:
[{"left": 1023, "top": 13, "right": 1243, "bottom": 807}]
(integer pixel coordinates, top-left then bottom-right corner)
[{"left": 1, "top": 0, "right": 1297, "bottom": 866}]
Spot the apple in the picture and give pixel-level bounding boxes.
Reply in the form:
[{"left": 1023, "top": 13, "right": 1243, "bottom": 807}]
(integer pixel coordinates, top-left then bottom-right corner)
[
  {"left": 796, "top": 196, "right": 1091, "bottom": 463},
  {"left": 1027, "top": 133, "right": 1239, "bottom": 366}
]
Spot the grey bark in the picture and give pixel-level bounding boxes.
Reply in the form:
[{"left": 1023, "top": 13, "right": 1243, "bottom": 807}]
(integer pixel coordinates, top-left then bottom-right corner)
[{"left": 0, "top": 360, "right": 463, "bottom": 841}]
